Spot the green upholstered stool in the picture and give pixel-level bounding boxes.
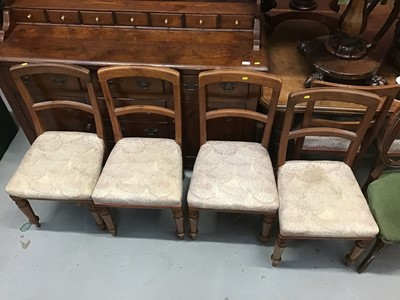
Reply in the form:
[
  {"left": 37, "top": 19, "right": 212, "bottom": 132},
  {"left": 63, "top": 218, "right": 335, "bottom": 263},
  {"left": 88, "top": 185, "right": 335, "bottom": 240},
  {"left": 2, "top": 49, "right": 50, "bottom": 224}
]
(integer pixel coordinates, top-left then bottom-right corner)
[{"left": 0, "top": 97, "right": 18, "bottom": 159}]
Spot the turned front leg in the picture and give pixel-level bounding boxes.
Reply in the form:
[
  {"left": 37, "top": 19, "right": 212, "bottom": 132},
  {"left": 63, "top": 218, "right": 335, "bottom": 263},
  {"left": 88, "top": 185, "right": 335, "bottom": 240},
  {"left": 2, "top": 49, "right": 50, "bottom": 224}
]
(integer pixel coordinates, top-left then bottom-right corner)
[
  {"left": 97, "top": 207, "right": 117, "bottom": 236},
  {"left": 11, "top": 196, "right": 40, "bottom": 227},
  {"left": 271, "top": 233, "right": 288, "bottom": 267},
  {"left": 260, "top": 213, "right": 275, "bottom": 243},
  {"left": 172, "top": 207, "right": 184, "bottom": 240},
  {"left": 188, "top": 208, "right": 199, "bottom": 240},
  {"left": 87, "top": 202, "right": 106, "bottom": 230},
  {"left": 345, "top": 239, "right": 371, "bottom": 266}
]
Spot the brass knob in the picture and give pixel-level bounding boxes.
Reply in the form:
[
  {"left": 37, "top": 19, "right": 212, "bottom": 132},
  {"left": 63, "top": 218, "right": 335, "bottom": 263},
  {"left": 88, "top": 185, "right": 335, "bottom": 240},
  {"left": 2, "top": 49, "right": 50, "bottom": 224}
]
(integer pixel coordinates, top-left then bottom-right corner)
[
  {"left": 60, "top": 15, "right": 66, "bottom": 21},
  {"left": 234, "top": 19, "right": 239, "bottom": 26},
  {"left": 95, "top": 16, "right": 100, "bottom": 22},
  {"left": 27, "top": 13, "right": 32, "bottom": 20},
  {"left": 164, "top": 18, "right": 168, "bottom": 25},
  {"left": 130, "top": 17, "right": 135, "bottom": 23},
  {"left": 199, "top": 19, "right": 203, "bottom": 25}
]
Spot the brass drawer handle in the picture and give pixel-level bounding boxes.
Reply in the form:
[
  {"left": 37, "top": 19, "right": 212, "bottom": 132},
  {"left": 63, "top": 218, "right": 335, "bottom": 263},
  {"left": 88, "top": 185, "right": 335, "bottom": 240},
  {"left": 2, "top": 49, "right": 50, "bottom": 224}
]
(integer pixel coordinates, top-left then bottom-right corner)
[
  {"left": 130, "top": 17, "right": 135, "bottom": 23},
  {"left": 51, "top": 77, "right": 67, "bottom": 85},
  {"left": 144, "top": 127, "right": 159, "bottom": 136},
  {"left": 27, "top": 13, "right": 32, "bottom": 20},
  {"left": 136, "top": 80, "right": 151, "bottom": 90},
  {"left": 220, "top": 82, "right": 238, "bottom": 92},
  {"left": 95, "top": 16, "right": 100, "bottom": 22},
  {"left": 164, "top": 18, "right": 169, "bottom": 25},
  {"left": 60, "top": 15, "right": 66, "bottom": 21}
]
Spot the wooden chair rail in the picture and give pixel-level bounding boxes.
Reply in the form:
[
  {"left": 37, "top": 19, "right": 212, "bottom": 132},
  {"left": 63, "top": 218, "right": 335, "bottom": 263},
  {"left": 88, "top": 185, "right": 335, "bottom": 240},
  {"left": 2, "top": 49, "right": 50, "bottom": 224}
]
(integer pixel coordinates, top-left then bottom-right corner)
[
  {"left": 114, "top": 105, "right": 175, "bottom": 118},
  {"left": 32, "top": 100, "right": 94, "bottom": 114},
  {"left": 205, "top": 108, "right": 268, "bottom": 123}
]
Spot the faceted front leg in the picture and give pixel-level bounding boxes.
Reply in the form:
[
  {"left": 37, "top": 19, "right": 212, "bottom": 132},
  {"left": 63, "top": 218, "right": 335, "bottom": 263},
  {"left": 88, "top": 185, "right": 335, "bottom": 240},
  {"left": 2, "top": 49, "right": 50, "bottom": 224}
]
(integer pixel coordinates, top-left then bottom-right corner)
[
  {"left": 357, "top": 237, "right": 389, "bottom": 273},
  {"left": 11, "top": 196, "right": 40, "bottom": 227},
  {"left": 260, "top": 213, "right": 275, "bottom": 243},
  {"left": 188, "top": 208, "right": 199, "bottom": 240},
  {"left": 172, "top": 208, "right": 184, "bottom": 240},
  {"left": 97, "top": 207, "right": 117, "bottom": 236},
  {"left": 87, "top": 202, "right": 106, "bottom": 231},
  {"left": 271, "top": 233, "right": 288, "bottom": 267},
  {"left": 345, "top": 239, "right": 371, "bottom": 266}
]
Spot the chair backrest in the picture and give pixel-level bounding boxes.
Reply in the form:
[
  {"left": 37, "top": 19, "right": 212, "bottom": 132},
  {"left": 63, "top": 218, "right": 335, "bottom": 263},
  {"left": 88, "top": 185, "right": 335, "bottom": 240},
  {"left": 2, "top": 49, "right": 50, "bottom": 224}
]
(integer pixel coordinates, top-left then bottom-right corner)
[
  {"left": 198, "top": 69, "right": 282, "bottom": 148},
  {"left": 278, "top": 88, "right": 381, "bottom": 168},
  {"left": 378, "top": 106, "right": 400, "bottom": 168},
  {"left": 97, "top": 66, "right": 182, "bottom": 145},
  {"left": 311, "top": 81, "right": 400, "bottom": 154},
  {"left": 10, "top": 62, "right": 104, "bottom": 139}
]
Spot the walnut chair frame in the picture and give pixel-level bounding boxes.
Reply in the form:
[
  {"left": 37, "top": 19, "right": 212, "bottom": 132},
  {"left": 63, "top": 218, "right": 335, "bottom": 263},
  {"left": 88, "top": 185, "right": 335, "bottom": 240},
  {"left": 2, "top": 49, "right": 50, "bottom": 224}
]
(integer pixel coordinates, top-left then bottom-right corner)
[
  {"left": 188, "top": 69, "right": 282, "bottom": 241},
  {"left": 7, "top": 63, "right": 106, "bottom": 231},
  {"left": 95, "top": 65, "right": 183, "bottom": 238},
  {"left": 358, "top": 107, "right": 400, "bottom": 273},
  {"left": 296, "top": 81, "right": 400, "bottom": 166},
  {"left": 271, "top": 87, "right": 381, "bottom": 267}
]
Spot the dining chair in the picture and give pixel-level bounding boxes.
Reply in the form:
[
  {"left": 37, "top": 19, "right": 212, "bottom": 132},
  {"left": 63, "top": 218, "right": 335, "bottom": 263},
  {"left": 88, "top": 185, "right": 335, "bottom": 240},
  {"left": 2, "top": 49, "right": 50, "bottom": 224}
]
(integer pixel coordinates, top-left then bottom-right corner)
[
  {"left": 187, "top": 69, "right": 282, "bottom": 241},
  {"left": 5, "top": 63, "right": 106, "bottom": 231},
  {"left": 92, "top": 66, "right": 183, "bottom": 238},
  {"left": 296, "top": 81, "right": 400, "bottom": 166},
  {"left": 271, "top": 87, "right": 380, "bottom": 267},
  {"left": 358, "top": 106, "right": 400, "bottom": 273}
]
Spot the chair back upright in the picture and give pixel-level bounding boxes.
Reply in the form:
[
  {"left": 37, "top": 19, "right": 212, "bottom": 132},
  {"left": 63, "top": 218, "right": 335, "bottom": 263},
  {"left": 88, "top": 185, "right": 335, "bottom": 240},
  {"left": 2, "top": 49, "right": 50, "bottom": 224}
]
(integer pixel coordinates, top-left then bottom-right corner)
[
  {"left": 10, "top": 63, "right": 104, "bottom": 139},
  {"left": 198, "top": 69, "right": 282, "bottom": 148},
  {"left": 278, "top": 88, "right": 381, "bottom": 168},
  {"left": 97, "top": 66, "right": 182, "bottom": 145}
]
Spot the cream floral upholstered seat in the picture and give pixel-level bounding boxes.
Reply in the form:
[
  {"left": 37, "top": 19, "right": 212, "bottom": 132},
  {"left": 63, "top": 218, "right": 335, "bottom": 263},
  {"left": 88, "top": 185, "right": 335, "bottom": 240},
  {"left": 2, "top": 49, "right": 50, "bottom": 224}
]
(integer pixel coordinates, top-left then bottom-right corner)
[
  {"left": 6, "top": 131, "right": 104, "bottom": 200},
  {"left": 93, "top": 65, "right": 184, "bottom": 238},
  {"left": 92, "top": 138, "right": 182, "bottom": 207},
  {"left": 271, "top": 88, "right": 382, "bottom": 268},
  {"left": 187, "top": 69, "right": 283, "bottom": 241},
  {"left": 278, "top": 161, "right": 378, "bottom": 238},
  {"left": 188, "top": 141, "right": 278, "bottom": 212},
  {"left": 5, "top": 63, "right": 108, "bottom": 232}
]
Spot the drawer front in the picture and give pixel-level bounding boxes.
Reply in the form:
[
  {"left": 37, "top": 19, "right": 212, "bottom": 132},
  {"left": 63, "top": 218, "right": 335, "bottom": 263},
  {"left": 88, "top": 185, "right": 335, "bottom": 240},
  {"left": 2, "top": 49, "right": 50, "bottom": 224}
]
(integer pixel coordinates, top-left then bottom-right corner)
[
  {"left": 220, "top": 15, "right": 253, "bottom": 29},
  {"left": 207, "top": 82, "right": 250, "bottom": 97},
  {"left": 115, "top": 12, "right": 148, "bottom": 26},
  {"left": 47, "top": 10, "right": 80, "bottom": 25},
  {"left": 104, "top": 120, "right": 172, "bottom": 140},
  {"left": 107, "top": 77, "right": 169, "bottom": 97},
  {"left": 151, "top": 13, "right": 182, "bottom": 28},
  {"left": 14, "top": 9, "right": 47, "bottom": 23},
  {"left": 80, "top": 11, "right": 114, "bottom": 25},
  {"left": 185, "top": 14, "right": 217, "bottom": 29}
]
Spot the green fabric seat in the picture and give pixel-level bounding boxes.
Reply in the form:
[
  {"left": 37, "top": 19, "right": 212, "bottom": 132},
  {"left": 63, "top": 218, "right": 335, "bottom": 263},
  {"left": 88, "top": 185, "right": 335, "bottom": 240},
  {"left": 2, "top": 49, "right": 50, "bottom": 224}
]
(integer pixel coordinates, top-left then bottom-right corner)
[{"left": 368, "top": 170, "right": 400, "bottom": 243}]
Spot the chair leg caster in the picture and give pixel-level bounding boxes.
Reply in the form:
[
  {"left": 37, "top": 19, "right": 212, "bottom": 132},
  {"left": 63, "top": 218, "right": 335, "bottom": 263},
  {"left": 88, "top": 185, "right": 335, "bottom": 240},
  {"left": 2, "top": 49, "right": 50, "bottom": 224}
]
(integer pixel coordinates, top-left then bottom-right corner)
[
  {"left": 110, "top": 229, "right": 118, "bottom": 236},
  {"left": 30, "top": 216, "right": 41, "bottom": 227},
  {"left": 177, "top": 232, "right": 185, "bottom": 240},
  {"left": 271, "top": 254, "right": 281, "bottom": 267},
  {"left": 190, "top": 231, "right": 198, "bottom": 240},
  {"left": 97, "top": 223, "right": 107, "bottom": 231}
]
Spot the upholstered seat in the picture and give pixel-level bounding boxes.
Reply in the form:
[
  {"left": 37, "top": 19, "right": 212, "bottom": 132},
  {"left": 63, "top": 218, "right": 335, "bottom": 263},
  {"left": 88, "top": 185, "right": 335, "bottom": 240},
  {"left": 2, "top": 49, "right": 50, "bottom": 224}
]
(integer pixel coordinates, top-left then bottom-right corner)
[
  {"left": 388, "top": 139, "right": 400, "bottom": 154},
  {"left": 368, "top": 171, "right": 400, "bottom": 242},
  {"left": 303, "top": 136, "right": 351, "bottom": 152},
  {"left": 188, "top": 141, "right": 278, "bottom": 212},
  {"left": 93, "top": 138, "right": 182, "bottom": 207},
  {"left": 278, "top": 160, "right": 379, "bottom": 238},
  {"left": 5, "top": 131, "right": 104, "bottom": 201}
]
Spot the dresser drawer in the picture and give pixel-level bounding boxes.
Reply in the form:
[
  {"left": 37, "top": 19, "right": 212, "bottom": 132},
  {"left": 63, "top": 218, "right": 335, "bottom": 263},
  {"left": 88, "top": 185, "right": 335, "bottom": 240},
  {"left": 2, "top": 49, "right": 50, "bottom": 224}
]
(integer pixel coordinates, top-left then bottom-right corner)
[
  {"left": 80, "top": 11, "right": 114, "bottom": 25},
  {"left": 115, "top": 12, "right": 148, "bottom": 26},
  {"left": 151, "top": 13, "right": 182, "bottom": 28},
  {"left": 185, "top": 14, "right": 217, "bottom": 29},
  {"left": 107, "top": 77, "right": 169, "bottom": 97},
  {"left": 14, "top": 9, "right": 47, "bottom": 23},
  {"left": 47, "top": 10, "right": 80, "bottom": 24},
  {"left": 220, "top": 15, "right": 253, "bottom": 29}
]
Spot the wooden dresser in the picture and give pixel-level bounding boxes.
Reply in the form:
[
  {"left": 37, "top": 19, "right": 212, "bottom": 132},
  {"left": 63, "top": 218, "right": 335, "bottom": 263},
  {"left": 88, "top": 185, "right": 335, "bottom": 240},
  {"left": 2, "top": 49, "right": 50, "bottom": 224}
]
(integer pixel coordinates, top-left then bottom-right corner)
[{"left": 0, "top": 0, "right": 268, "bottom": 167}]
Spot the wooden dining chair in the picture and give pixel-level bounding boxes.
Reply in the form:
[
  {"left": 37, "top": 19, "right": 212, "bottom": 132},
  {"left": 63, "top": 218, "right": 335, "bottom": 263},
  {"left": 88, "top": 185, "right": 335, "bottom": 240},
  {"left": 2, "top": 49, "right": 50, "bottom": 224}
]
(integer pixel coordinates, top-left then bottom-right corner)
[
  {"left": 5, "top": 63, "right": 106, "bottom": 231},
  {"left": 296, "top": 81, "right": 400, "bottom": 165},
  {"left": 358, "top": 106, "right": 400, "bottom": 273},
  {"left": 93, "top": 66, "right": 183, "bottom": 238},
  {"left": 271, "top": 87, "right": 380, "bottom": 267},
  {"left": 187, "top": 69, "right": 282, "bottom": 241}
]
